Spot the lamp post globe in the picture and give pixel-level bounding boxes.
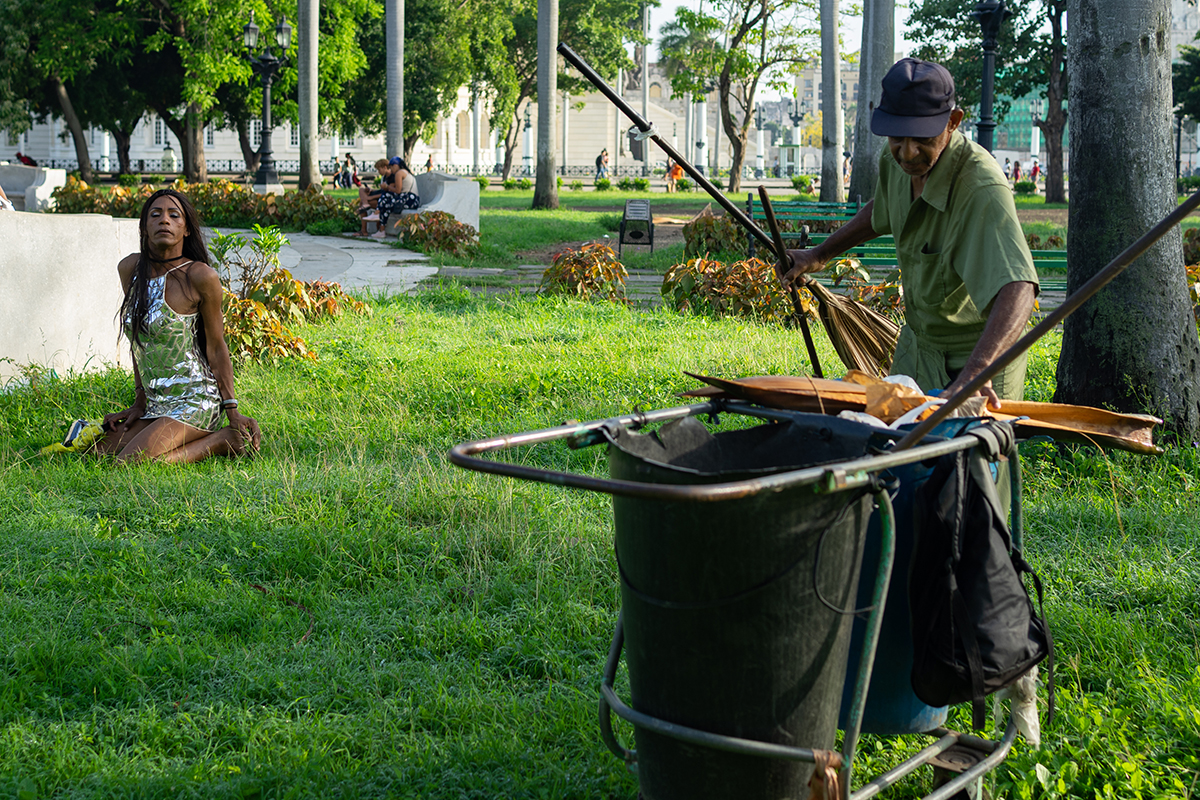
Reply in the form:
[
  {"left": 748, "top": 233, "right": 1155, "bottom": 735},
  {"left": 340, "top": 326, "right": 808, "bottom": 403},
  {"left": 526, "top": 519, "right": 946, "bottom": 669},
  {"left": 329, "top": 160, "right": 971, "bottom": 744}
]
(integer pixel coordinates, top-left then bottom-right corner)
[{"left": 243, "top": 12, "right": 291, "bottom": 194}]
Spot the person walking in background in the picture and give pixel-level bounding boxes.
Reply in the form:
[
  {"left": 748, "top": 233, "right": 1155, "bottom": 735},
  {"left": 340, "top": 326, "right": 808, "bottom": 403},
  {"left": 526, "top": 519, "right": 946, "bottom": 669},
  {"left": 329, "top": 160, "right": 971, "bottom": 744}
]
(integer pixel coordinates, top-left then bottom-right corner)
[
  {"left": 1030, "top": 158, "right": 1041, "bottom": 187},
  {"left": 425, "top": 155, "right": 434, "bottom": 173},
  {"left": 666, "top": 159, "right": 683, "bottom": 192},
  {"left": 1003, "top": 158, "right": 1012, "bottom": 181},
  {"left": 1012, "top": 160, "right": 1022, "bottom": 183},
  {"left": 595, "top": 148, "right": 609, "bottom": 181}
]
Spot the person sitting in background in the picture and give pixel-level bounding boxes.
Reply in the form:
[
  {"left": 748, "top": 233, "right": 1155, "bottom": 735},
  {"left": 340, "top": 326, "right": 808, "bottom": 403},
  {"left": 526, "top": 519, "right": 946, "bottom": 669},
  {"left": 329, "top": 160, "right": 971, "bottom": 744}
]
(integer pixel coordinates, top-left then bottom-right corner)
[
  {"left": 78, "top": 189, "right": 261, "bottom": 463},
  {"left": 370, "top": 157, "right": 420, "bottom": 239},
  {"left": 357, "top": 158, "right": 395, "bottom": 212}
]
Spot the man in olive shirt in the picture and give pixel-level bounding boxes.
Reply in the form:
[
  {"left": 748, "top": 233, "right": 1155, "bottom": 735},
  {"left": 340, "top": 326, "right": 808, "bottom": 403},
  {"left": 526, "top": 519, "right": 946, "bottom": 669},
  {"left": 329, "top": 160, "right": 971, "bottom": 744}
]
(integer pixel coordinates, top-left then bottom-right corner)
[{"left": 784, "top": 58, "right": 1038, "bottom": 407}]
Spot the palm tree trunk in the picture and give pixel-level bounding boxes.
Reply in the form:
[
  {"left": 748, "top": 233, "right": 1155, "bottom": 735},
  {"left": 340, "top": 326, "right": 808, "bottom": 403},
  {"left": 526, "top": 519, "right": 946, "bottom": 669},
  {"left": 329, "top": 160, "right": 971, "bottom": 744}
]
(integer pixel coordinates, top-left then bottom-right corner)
[
  {"left": 298, "top": 0, "right": 321, "bottom": 190},
  {"left": 532, "top": 0, "right": 559, "bottom": 209},
  {"left": 848, "top": 0, "right": 893, "bottom": 202},
  {"left": 819, "top": 0, "right": 844, "bottom": 202},
  {"left": 386, "top": 0, "right": 404, "bottom": 157}
]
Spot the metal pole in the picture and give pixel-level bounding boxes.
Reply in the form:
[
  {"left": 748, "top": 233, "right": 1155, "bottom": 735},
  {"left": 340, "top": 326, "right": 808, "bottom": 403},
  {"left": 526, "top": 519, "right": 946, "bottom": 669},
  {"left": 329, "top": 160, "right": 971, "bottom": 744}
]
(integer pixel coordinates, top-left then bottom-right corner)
[
  {"left": 558, "top": 43, "right": 776, "bottom": 253},
  {"left": 642, "top": 2, "right": 649, "bottom": 177},
  {"left": 972, "top": 0, "right": 1011, "bottom": 153}
]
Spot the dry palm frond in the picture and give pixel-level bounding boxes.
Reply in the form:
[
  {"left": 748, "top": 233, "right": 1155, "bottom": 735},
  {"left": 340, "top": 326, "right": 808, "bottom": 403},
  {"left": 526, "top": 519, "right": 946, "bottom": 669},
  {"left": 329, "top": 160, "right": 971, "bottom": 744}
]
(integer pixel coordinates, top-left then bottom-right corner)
[{"left": 804, "top": 279, "right": 900, "bottom": 378}]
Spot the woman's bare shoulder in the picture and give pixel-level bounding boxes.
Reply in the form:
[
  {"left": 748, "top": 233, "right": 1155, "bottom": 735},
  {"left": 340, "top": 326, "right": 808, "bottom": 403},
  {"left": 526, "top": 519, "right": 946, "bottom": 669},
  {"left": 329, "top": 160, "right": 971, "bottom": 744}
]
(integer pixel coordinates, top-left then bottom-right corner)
[{"left": 118, "top": 253, "right": 140, "bottom": 274}]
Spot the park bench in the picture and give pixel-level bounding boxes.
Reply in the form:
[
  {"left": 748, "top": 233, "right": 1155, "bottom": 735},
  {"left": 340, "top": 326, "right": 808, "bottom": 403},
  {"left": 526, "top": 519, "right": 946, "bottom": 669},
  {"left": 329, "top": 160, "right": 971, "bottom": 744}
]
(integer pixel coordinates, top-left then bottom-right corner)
[
  {"left": 384, "top": 172, "right": 480, "bottom": 237},
  {"left": 745, "top": 194, "right": 863, "bottom": 259},
  {"left": 0, "top": 164, "right": 67, "bottom": 212}
]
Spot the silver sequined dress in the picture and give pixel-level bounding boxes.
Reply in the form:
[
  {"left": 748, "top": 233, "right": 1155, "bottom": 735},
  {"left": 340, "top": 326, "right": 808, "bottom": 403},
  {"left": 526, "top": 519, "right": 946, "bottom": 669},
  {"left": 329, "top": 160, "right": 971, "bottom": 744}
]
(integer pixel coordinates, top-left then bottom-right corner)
[{"left": 123, "top": 269, "right": 222, "bottom": 431}]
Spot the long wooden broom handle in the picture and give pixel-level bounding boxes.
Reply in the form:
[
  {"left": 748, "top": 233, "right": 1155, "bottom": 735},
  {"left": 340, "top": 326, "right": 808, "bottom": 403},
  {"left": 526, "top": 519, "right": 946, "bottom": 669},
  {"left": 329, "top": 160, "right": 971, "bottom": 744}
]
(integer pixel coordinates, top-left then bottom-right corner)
[
  {"left": 893, "top": 190, "right": 1200, "bottom": 451},
  {"left": 759, "top": 185, "right": 824, "bottom": 378},
  {"left": 557, "top": 43, "right": 779, "bottom": 258}
]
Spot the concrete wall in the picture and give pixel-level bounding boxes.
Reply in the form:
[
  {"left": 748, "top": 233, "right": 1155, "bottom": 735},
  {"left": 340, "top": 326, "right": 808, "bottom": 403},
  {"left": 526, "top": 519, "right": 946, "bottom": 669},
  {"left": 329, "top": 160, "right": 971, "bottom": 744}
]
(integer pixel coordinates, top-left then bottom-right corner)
[{"left": 1, "top": 213, "right": 138, "bottom": 382}]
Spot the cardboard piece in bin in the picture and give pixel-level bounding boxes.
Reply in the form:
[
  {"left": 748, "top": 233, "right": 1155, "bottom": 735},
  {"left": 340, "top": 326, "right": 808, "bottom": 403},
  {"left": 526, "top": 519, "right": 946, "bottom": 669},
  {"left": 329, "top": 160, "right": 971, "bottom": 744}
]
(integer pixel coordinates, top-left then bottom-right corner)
[{"left": 682, "top": 372, "right": 1162, "bottom": 454}]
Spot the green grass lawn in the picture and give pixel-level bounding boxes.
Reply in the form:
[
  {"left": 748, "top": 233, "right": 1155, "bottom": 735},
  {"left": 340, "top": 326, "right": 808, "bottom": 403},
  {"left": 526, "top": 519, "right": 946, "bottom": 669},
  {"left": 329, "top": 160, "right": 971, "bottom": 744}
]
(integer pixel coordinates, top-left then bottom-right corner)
[{"left": 2, "top": 290, "right": 1198, "bottom": 798}]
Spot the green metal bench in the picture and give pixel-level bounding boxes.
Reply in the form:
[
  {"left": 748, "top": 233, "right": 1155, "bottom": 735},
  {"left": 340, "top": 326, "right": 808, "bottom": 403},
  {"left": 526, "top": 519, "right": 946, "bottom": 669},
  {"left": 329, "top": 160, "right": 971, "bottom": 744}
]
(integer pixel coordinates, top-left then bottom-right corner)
[{"left": 745, "top": 195, "right": 863, "bottom": 259}]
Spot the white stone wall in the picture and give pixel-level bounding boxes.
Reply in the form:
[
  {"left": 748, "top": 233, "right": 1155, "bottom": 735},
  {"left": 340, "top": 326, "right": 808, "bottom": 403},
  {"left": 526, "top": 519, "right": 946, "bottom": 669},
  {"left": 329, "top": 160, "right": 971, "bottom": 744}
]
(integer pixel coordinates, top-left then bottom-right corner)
[{"left": 0, "top": 213, "right": 137, "bottom": 381}]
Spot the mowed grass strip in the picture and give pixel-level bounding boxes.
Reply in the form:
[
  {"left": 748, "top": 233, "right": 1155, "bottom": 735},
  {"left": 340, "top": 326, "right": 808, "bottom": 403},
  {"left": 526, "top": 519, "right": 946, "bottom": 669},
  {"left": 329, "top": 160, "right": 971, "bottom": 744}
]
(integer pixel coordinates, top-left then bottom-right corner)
[{"left": 0, "top": 289, "right": 1197, "bottom": 798}]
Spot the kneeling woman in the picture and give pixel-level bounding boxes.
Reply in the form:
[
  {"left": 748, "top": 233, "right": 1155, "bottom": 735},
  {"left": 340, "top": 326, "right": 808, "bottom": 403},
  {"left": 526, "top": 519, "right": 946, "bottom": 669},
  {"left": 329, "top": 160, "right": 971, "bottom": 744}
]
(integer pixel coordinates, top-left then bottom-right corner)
[{"left": 96, "top": 189, "right": 261, "bottom": 463}]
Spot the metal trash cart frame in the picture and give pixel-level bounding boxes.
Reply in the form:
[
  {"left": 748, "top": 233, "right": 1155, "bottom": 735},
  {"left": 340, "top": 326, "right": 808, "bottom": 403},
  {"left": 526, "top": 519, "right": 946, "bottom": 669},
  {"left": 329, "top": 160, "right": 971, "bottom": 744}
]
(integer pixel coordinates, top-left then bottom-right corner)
[{"left": 450, "top": 399, "right": 1021, "bottom": 800}]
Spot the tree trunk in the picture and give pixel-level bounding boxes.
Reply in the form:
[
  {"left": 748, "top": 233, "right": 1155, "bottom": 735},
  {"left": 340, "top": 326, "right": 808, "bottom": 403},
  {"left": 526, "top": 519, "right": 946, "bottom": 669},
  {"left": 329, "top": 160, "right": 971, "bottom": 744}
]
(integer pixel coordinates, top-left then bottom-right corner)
[
  {"left": 298, "top": 0, "right": 322, "bottom": 190},
  {"left": 1056, "top": 0, "right": 1200, "bottom": 437},
  {"left": 532, "top": 0, "right": 559, "bottom": 209},
  {"left": 237, "top": 119, "right": 261, "bottom": 175},
  {"left": 185, "top": 102, "right": 207, "bottom": 183},
  {"left": 110, "top": 128, "right": 132, "bottom": 175},
  {"left": 52, "top": 76, "right": 94, "bottom": 184},
  {"left": 848, "top": 0, "right": 893, "bottom": 202},
  {"left": 1040, "top": 0, "right": 1068, "bottom": 204},
  {"left": 386, "top": 0, "right": 404, "bottom": 157},
  {"left": 718, "top": 74, "right": 750, "bottom": 194},
  {"left": 819, "top": 0, "right": 844, "bottom": 202},
  {"left": 503, "top": 114, "right": 520, "bottom": 181},
  {"left": 153, "top": 105, "right": 190, "bottom": 179}
]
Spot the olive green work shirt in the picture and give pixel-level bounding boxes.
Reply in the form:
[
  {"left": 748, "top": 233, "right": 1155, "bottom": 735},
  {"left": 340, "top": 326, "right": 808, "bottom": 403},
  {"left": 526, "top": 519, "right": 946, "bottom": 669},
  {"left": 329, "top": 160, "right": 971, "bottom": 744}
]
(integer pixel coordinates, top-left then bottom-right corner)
[{"left": 871, "top": 132, "right": 1039, "bottom": 399}]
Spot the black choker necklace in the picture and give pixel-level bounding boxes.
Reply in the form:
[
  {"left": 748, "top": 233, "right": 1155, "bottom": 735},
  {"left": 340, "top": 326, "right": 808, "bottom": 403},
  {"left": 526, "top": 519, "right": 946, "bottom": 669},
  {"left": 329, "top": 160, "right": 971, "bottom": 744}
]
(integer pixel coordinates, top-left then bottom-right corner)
[{"left": 147, "top": 254, "right": 187, "bottom": 264}]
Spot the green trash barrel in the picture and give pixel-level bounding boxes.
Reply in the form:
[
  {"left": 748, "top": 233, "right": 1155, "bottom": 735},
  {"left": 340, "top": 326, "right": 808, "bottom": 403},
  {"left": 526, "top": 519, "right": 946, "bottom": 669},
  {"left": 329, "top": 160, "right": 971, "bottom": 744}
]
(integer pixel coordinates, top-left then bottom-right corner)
[{"left": 603, "top": 414, "right": 880, "bottom": 800}]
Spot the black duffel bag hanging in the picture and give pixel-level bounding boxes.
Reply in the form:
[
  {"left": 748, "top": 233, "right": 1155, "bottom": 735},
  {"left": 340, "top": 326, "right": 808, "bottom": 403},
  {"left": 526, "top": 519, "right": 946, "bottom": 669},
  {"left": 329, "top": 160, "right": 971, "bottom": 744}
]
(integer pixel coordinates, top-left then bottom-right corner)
[{"left": 908, "top": 422, "right": 1054, "bottom": 730}]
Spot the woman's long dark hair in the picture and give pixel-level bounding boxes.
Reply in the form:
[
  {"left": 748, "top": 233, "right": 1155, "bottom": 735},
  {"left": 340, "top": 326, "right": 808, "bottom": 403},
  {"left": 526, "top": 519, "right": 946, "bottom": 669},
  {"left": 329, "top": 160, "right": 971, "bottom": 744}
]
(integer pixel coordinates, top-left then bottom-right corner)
[{"left": 119, "top": 188, "right": 212, "bottom": 359}]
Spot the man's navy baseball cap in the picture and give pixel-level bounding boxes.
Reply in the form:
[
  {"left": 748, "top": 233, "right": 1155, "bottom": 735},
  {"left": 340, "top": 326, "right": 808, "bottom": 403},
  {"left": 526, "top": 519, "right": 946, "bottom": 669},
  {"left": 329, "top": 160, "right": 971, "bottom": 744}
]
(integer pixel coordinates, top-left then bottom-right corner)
[{"left": 871, "top": 58, "right": 956, "bottom": 138}]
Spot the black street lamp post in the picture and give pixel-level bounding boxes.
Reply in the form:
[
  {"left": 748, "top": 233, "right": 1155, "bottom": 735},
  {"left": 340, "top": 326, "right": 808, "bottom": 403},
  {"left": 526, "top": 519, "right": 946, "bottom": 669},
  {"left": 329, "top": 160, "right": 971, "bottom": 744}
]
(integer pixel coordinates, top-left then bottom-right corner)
[
  {"left": 243, "top": 12, "right": 292, "bottom": 193},
  {"left": 971, "top": 0, "right": 1011, "bottom": 153},
  {"left": 787, "top": 98, "right": 805, "bottom": 176}
]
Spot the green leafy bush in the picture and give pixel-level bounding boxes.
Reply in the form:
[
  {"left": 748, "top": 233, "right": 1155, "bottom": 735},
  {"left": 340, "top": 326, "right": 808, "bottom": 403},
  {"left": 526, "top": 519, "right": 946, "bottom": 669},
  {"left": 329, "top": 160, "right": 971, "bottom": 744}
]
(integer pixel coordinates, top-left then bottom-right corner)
[
  {"left": 474, "top": 176, "right": 490, "bottom": 190},
  {"left": 1025, "top": 233, "right": 1065, "bottom": 250},
  {"left": 682, "top": 206, "right": 746, "bottom": 259},
  {"left": 539, "top": 242, "right": 627, "bottom": 302},
  {"left": 1178, "top": 175, "right": 1200, "bottom": 194},
  {"left": 146, "top": 174, "right": 165, "bottom": 184},
  {"left": 116, "top": 173, "right": 141, "bottom": 187},
  {"left": 306, "top": 219, "right": 348, "bottom": 236},
  {"left": 503, "top": 179, "right": 518, "bottom": 190},
  {"left": 675, "top": 178, "right": 692, "bottom": 192},
  {"left": 617, "top": 177, "right": 636, "bottom": 191},
  {"left": 595, "top": 178, "right": 612, "bottom": 191},
  {"left": 633, "top": 177, "right": 650, "bottom": 192},
  {"left": 518, "top": 177, "right": 533, "bottom": 190},
  {"left": 211, "top": 226, "right": 369, "bottom": 362},
  {"left": 394, "top": 210, "right": 481, "bottom": 258},
  {"left": 556, "top": 176, "right": 564, "bottom": 188},
  {"left": 1014, "top": 180, "right": 1036, "bottom": 194},
  {"left": 50, "top": 177, "right": 359, "bottom": 231},
  {"left": 569, "top": 180, "right": 584, "bottom": 191},
  {"left": 791, "top": 174, "right": 813, "bottom": 193},
  {"left": 712, "top": 177, "right": 725, "bottom": 190},
  {"left": 661, "top": 256, "right": 804, "bottom": 324}
]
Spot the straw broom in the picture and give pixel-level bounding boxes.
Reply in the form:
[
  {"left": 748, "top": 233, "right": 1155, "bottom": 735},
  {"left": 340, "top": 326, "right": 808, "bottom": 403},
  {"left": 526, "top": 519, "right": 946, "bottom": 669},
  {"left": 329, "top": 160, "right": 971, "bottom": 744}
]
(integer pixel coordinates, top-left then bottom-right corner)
[
  {"left": 555, "top": 42, "right": 900, "bottom": 379},
  {"left": 758, "top": 186, "right": 900, "bottom": 378}
]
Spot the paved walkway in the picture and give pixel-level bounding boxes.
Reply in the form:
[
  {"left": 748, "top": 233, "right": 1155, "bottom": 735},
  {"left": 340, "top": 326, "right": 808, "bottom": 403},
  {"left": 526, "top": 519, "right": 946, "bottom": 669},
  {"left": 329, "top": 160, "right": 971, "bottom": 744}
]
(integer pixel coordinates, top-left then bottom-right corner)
[{"left": 209, "top": 229, "right": 1065, "bottom": 314}]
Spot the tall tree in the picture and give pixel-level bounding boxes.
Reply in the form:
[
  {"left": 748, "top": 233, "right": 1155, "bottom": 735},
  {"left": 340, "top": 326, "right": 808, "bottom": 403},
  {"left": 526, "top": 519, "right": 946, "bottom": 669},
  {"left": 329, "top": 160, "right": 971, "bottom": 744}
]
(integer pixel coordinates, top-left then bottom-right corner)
[
  {"left": 532, "top": 0, "right": 559, "bottom": 209},
  {"left": 819, "top": 0, "right": 843, "bottom": 201},
  {"left": 907, "top": 0, "right": 1068, "bottom": 203},
  {"left": 660, "top": 0, "right": 817, "bottom": 193},
  {"left": 847, "top": 0, "right": 892, "bottom": 201},
  {"left": 1056, "top": 0, "right": 1200, "bottom": 437},
  {"left": 494, "top": 0, "right": 641, "bottom": 180},
  {"left": 298, "top": 0, "right": 321, "bottom": 189},
  {"left": 0, "top": 0, "right": 133, "bottom": 183},
  {"left": 386, "top": 0, "right": 404, "bottom": 156}
]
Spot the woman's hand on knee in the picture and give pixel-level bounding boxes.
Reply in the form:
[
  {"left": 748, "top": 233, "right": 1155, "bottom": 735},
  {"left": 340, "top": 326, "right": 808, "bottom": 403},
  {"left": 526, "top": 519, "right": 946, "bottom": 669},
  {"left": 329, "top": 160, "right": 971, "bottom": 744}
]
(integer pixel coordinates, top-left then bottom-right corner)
[{"left": 105, "top": 403, "right": 145, "bottom": 434}]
